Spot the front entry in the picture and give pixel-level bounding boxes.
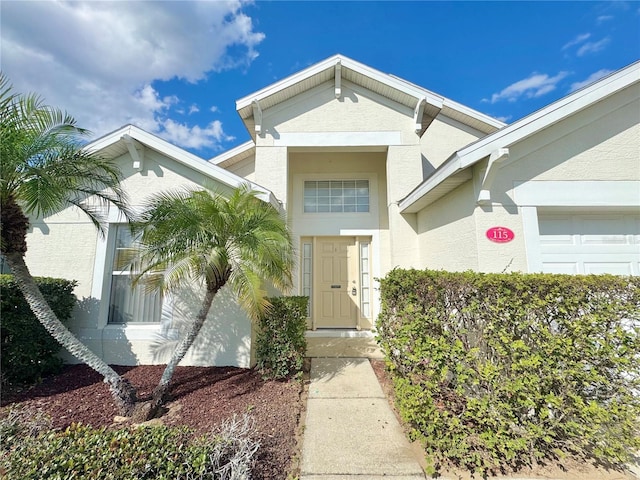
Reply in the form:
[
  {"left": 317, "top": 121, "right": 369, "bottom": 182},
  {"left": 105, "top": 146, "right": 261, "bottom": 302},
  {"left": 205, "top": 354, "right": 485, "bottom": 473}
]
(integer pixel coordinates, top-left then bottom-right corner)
[{"left": 316, "top": 237, "right": 358, "bottom": 328}]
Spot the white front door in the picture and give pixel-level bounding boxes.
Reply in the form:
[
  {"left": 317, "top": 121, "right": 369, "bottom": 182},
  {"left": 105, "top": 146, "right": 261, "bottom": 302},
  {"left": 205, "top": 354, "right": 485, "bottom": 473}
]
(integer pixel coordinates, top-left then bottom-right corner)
[{"left": 315, "top": 237, "right": 358, "bottom": 328}]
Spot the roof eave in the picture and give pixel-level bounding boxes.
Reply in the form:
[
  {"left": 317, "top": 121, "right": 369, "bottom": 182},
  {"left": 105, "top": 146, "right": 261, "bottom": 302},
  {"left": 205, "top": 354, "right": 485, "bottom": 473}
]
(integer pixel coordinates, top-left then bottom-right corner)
[{"left": 400, "top": 61, "right": 640, "bottom": 213}]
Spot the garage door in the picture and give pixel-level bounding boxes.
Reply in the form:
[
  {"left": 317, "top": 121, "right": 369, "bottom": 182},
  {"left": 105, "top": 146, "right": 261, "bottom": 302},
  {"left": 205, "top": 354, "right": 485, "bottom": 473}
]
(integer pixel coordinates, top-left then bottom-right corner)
[{"left": 538, "top": 213, "right": 640, "bottom": 275}]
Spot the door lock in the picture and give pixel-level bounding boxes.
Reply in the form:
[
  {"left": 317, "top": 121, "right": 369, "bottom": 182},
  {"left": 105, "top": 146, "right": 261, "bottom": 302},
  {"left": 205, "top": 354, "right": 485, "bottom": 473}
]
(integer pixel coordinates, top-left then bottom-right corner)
[{"left": 351, "top": 287, "right": 357, "bottom": 296}]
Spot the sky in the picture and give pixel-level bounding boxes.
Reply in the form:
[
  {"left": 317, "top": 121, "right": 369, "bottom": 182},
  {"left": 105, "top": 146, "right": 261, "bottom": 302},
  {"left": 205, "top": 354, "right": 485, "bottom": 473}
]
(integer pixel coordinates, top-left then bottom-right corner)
[{"left": 1, "top": 1, "right": 639, "bottom": 160}]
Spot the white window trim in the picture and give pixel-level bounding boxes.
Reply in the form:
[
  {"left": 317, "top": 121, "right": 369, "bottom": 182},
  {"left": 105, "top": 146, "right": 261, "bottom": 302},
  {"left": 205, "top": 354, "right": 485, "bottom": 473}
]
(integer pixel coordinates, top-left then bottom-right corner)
[{"left": 92, "top": 207, "right": 171, "bottom": 329}]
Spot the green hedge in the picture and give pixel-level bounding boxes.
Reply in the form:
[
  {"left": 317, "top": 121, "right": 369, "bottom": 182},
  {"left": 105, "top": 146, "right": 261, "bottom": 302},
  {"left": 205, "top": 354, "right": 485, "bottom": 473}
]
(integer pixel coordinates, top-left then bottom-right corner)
[
  {"left": 1, "top": 274, "right": 77, "bottom": 386},
  {"left": 0, "top": 408, "right": 259, "bottom": 479},
  {"left": 376, "top": 269, "right": 640, "bottom": 474},
  {"left": 256, "top": 296, "right": 308, "bottom": 379}
]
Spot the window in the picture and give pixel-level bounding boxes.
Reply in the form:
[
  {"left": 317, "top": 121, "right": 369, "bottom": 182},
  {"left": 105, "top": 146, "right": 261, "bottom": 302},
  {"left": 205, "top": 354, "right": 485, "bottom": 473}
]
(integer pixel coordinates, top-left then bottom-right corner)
[
  {"left": 302, "top": 242, "right": 312, "bottom": 317},
  {"left": 360, "top": 242, "right": 371, "bottom": 318},
  {"left": 304, "top": 180, "right": 369, "bottom": 213},
  {"left": 108, "top": 225, "right": 162, "bottom": 324}
]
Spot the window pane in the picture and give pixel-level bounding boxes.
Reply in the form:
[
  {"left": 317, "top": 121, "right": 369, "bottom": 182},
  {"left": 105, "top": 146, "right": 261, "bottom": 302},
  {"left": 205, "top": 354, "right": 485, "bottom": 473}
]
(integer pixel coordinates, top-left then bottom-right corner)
[
  {"left": 303, "top": 179, "right": 369, "bottom": 213},
  {"left": 108, "top": 275, "right": 162, "bottom": 324},
  {"left": 108, "top": 225, "right": 163, "bottom": 324}
]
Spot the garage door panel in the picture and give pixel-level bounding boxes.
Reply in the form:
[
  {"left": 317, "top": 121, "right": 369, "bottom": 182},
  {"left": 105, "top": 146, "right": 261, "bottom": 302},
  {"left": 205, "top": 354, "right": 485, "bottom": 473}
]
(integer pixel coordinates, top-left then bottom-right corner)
[
  {"left": 538, "top": 213, "right": 640, "bottom": 276},
  {"left": 542, "top": 262, "right": 579, "bottom": 274},
  {"left": 584, "top": 263, "right": 634, "bottom": 275}
]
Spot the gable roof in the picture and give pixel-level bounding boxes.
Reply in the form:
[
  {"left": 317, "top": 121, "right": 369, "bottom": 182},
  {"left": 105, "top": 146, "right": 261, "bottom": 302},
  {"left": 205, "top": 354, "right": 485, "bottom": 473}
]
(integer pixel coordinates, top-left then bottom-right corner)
[
  {"left": 86, "top": 125, "right": 280, "bottom": 209},
  {"left": 236, "top": 54, "right": 504, "bottom": 139},
  {"left": 399, "top": 60, "right": 640, "bottom": 213}
]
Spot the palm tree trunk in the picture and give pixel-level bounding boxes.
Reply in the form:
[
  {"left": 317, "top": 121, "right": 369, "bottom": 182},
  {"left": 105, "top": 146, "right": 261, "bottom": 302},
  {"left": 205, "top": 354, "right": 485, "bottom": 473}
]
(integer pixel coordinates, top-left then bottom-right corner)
[
  {"left": 3, "top": 251, "right": 139, "bottom": 416},
  {"left": 151, "top": 282, "right": 221, "bottom": 411}
]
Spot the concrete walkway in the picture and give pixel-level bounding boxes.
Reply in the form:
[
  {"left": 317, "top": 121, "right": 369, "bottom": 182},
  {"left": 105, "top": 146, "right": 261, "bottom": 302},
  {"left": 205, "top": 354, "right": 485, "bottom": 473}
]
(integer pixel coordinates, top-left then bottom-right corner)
[{"left": 300, "top": 357, "right": 426, "bottom": 479}]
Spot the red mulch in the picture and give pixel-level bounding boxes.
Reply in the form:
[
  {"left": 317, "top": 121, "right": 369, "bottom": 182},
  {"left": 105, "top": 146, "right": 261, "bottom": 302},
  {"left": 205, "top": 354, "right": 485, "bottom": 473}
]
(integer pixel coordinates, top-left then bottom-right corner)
[{"left": 1, "top": 364, "right": 304, "bottom": 480}]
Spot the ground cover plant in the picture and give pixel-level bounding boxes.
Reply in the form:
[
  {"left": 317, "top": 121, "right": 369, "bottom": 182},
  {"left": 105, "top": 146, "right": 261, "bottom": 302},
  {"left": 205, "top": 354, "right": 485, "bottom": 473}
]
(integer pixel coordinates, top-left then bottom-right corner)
[
  {"left": 1, "top": 364, "right": 303, "bottom": 479},
  {"left": 376, "top": 269, "right": 640, "bottom": 476}
]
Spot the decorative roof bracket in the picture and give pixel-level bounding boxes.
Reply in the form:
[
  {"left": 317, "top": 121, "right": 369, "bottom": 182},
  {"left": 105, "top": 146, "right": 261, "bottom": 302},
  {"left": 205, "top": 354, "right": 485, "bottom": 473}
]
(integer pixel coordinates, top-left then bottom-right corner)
[
  {"left": 252, "top": 99, "right": 263, "bottom": 135},
  {"left": 478, "top": 148, "right": 509, "bottom": 205},
  {"left": 335, "top": 60, "right": 342, "bottom": 98},
  {"left": 413, "top": 97, "right": 426, "bottom": 133},
  {"left": 122, "top": 134, "right": 144, "bottom": 171}
]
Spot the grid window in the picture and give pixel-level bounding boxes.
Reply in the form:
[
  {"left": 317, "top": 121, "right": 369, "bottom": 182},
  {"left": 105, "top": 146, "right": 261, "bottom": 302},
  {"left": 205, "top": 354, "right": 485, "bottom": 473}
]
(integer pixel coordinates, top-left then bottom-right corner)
[{"left": 304, "top": 180, "right": 369, "bottom": 213}]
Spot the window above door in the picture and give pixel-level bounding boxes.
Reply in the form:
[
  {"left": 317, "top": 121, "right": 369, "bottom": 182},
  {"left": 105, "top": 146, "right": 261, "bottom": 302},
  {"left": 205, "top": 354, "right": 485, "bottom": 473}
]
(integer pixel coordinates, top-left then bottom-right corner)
[{"left": 304, "top": 180, "right": 369, "bottom": 213}]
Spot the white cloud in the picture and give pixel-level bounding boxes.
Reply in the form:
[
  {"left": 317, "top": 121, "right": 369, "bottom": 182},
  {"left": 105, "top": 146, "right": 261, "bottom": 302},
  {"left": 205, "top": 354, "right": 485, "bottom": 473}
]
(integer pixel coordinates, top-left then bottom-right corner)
[
  {"left": 596, "top": 15, "right": 614, "bottom": 24},
  {"left": 576, "top": 37, "right": 611, "bottom": 56},
  {"left": 562, "top": 33, "right": 591, "bottom": 50},
  {"left": 569, "top": 69, "right": 613, "bottom": 92},
  {"left": 188, "top": 104, "right": 200, "bottom": 115},
  {"left": 0, "top": 1, "right": 264, "bottom": 150},
  {"left": 161, "top": 119, "right": 235, "bottom": 150},
  {"left": 210, "top": 106, "right": 220, "bottom": 113},
  {"left": 489, "top": 71, "right": 570, "bottom": 104}
]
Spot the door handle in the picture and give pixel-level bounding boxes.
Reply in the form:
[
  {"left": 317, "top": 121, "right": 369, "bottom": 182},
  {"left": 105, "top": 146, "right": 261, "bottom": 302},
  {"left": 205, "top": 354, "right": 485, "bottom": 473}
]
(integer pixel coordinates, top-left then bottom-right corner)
[{"left": 351, "top": 287, "right": 357, "bottom": 296}]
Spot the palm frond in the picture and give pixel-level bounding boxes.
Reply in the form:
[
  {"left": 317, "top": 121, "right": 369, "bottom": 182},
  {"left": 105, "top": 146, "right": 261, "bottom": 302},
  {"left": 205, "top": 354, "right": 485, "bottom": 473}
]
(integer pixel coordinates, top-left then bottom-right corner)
[{"left": 131, "top": 185, "right": 294, "bottom": 321}]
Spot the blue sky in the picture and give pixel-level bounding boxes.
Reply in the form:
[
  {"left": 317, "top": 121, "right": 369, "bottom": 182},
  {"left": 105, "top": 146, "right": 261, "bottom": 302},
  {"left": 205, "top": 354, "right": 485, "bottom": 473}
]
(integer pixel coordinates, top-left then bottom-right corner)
[{"left": 2, "top": 1, "right": 639, "bottom": 159}]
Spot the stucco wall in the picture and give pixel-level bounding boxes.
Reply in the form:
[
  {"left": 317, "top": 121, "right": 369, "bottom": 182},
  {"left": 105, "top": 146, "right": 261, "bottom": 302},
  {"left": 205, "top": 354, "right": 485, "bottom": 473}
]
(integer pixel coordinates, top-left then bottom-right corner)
[
  {"left": 25, "top": 148, "right": 253, "bottom": 368},
  {"left": 416, "top": 180, "right": 479, "bottom": 271},
  {"left": 492, "top": 84, "right": 640, "bottom": 202},
  {"left": 415, "top": 82, "right": 639, "bottom": 275},
  {"left": 264, "top": 80, "right": 416, "bottom": 142},
  {"left": 420, "top": 115, "right": 486, "bottom": 175}
]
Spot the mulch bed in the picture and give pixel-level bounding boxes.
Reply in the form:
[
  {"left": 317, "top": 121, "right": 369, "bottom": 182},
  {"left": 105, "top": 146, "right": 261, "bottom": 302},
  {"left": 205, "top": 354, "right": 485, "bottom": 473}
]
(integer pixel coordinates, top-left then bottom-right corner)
[{"left": 1, "top": 364, "right": 304, "bottom": 480}]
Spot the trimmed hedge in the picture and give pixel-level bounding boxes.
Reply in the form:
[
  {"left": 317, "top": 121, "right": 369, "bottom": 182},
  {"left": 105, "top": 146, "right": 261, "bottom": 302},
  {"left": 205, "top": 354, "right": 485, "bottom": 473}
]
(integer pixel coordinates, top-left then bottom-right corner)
[
  {"left": 256, "top": 296, "right": 308, "bottom": 379},
  {"left": 376, "top": 269, "right": 640, "bottom": 475},
  {"left": 0, "top": 275, "right": 77, "bottom": 386},
  {"left": 0, "top": 408, "right": 259, "bottom": 479}
]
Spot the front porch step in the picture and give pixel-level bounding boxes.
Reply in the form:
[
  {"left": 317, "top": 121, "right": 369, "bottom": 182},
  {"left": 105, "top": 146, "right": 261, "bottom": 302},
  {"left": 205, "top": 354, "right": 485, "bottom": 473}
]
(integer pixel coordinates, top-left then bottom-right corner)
[{"left": 305, "top": 330, "right": 384, "bottom": 359}]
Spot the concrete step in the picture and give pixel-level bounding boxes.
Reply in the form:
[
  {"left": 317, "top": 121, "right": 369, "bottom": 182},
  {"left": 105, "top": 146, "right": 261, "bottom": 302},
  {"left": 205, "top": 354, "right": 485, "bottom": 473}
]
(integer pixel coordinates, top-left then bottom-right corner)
[{"left": 305, "top": 330, "right": 384, "bottom": 359}]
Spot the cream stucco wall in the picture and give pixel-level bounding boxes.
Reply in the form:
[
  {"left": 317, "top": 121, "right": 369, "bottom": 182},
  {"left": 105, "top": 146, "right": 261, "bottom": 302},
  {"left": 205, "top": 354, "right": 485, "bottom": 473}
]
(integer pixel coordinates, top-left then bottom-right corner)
[
  {"left": 264, "top": 81, "right": 416, "bottom": 142},
  {"left": 420, "top": 115, "right": 486, "bottom": 175},
  {"left": 492, "top": 84, "right": 640, "bottom": 201},
  {"left": 25, "top": 148, "right": 253, "bottom": 368},
  {"left": 416, "top": 180, "right": 479, "bottom": 271}
]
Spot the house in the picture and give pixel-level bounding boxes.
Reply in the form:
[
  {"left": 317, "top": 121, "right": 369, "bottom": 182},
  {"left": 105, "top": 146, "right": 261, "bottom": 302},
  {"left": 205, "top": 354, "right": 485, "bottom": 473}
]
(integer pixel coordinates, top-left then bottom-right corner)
[{"left": 24, "top": 54, "right": 640, "bottom": 368}]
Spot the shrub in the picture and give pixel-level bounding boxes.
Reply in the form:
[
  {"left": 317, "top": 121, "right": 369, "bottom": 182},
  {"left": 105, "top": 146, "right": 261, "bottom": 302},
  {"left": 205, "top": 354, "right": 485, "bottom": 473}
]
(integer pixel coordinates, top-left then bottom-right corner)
[
  {"left": 0, "top": 275, "right": 77, "bottom": 386},
  {"left": 0, "top": 412, "right": 259, "bottom": 479},
  {"left": 376, "top": 269, "right": 640, "bottom": 475},
  {"left": 256, "top": 296, "right": 308, "bottom": 379}
]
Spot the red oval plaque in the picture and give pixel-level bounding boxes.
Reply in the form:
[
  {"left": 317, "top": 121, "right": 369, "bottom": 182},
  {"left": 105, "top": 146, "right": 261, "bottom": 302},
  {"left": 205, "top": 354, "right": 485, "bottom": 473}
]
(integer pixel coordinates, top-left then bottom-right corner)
[{"left": 486, "top": 226, "right": 515, "bottom": 243}]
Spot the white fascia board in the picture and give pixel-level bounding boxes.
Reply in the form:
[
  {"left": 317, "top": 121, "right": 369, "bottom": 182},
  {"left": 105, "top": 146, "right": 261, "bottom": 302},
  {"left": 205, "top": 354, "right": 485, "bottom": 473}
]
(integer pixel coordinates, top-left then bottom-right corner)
[
  {"left": 210, "top": 140, "right": 255, "bottom": 165},
  {"left": 456, "top": 62, "right": 640, "bottom": 169},
  {"left": 236, "top": 54, "right": 342, "bottom": 110},
  {"left": 86, "top": 125, "right": 277, "bottom": 207},
  {"left": 85, "top": 124, "right": 135, "bottom": 152},
  {"left": 442, "top": 98, "right": 506, "bottom": 129}
]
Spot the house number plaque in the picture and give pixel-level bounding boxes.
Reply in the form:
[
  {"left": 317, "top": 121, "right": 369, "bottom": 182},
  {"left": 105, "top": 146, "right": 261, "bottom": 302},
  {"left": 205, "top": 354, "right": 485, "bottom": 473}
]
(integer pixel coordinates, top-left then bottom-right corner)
[{"left": 486, "top": 226, "right": 514, "bottom": 243}]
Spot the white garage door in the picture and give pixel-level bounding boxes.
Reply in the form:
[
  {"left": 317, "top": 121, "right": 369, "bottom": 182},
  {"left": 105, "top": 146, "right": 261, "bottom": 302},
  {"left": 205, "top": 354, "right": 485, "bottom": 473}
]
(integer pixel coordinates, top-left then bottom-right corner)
[{"left": 538, "top": 212, "right": 640, "bottom": 275}]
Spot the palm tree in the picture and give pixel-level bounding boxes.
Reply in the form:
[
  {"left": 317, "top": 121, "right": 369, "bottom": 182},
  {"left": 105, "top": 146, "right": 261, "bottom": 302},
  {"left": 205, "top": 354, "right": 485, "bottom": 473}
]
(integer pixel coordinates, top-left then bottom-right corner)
[
  {"left": 0, "top": 74, "right": 139, "bottom": 415},
  {"left": 130, "top": 185, "right": 294, "bottom": 415}
]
